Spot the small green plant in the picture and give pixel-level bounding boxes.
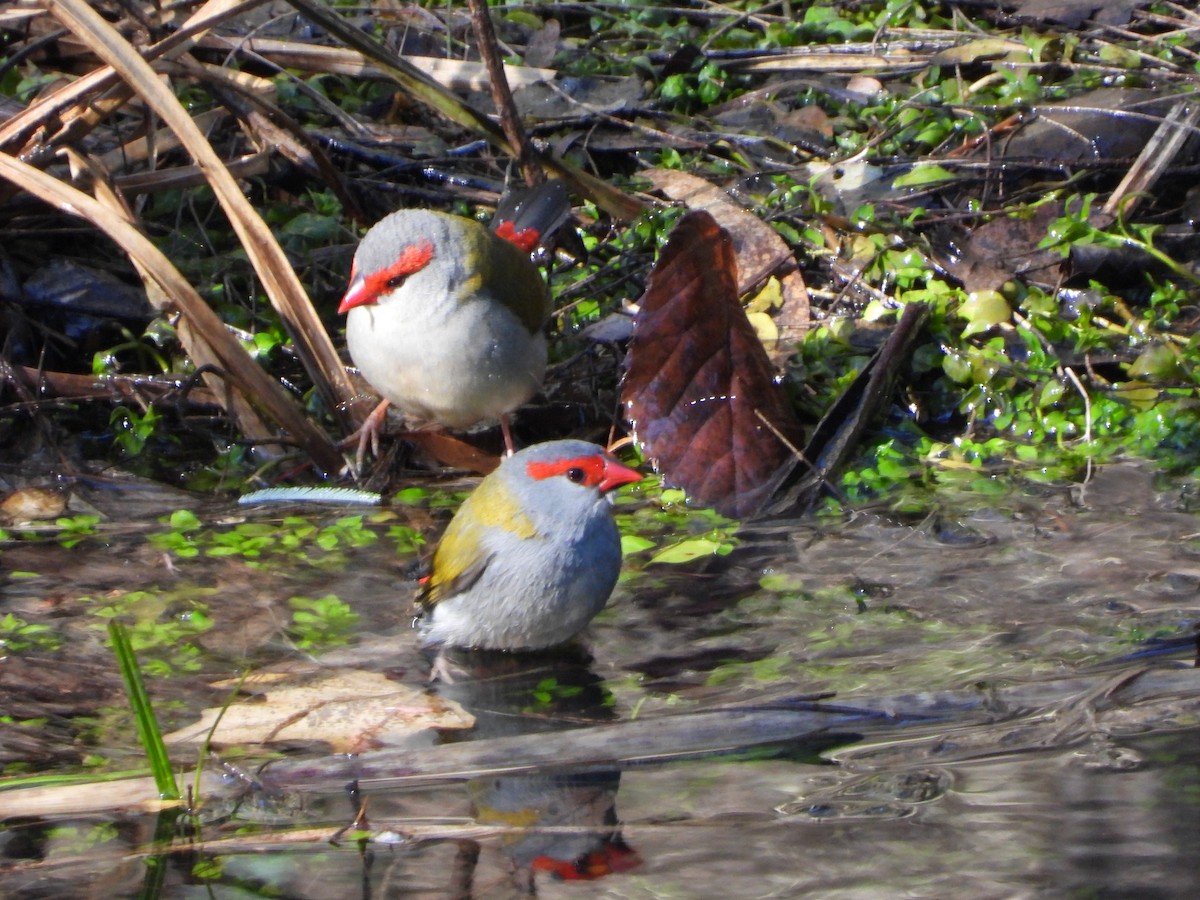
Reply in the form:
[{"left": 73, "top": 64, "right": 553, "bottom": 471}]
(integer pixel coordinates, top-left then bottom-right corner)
[
  {"left": 54, "top": 514, "right": 102, "bottom": 549},
  {"left": 149, "top": 511, "right": 379, "bottom": 567},
  {"left": 151, "top": 509, "right": 204, "bottom": 557},
  {"left": 314, "top": 515, "right": 379, "bottom": 551},
  {"left": 658, "top": 61, "right": 730, "bottom": 111},
  {"left": 109, "top": 405, "right": 166, "bottom": 458},
  {"left": 529, "top": 677, "right": 584, "bottom": 706},
  {"left": 617, "top": 480, "right": 739, "bottom": 565},
  {"left": 84, "top": 589, "right": 215, "bottom": 676},
  {"left": 386, "top": 522, "right": 425, "bottom": 555},
  {"left": 287, "top": 594, "right": 360, "bottom": 651},
  {"left": 0, "top": 612, "right": 62, "bottom": 653}
]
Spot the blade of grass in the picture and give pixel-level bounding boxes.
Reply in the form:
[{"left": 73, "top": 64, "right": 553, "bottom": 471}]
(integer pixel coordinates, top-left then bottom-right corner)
[
  {"left": 0, "top": 771, "right": 231, "bottom": 820},
  {"left": 139, "top": 809, "right": 177, "bottom": 899},
  {"left": 48, "top": 0, "right": 365, "bottom": 436},
  {"left": 108, "top": 621, "right": 180, "bottom": 801},
  {"left": 195, "top": 33, "right": 555, "bottom": 89},
  {"left": 189, "top": 667, "right": 251, "bottom": 807},
  {"left": 0, "top": 149, "right": 344, "bottom": 472},
  {"left": 0, "top": 0, "right": 270, "bottom": 154}
]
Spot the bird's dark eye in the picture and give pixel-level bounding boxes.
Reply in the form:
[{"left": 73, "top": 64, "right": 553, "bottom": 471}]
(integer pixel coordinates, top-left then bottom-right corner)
[
  {"left": 565, "top": 467, "right": 586, "bottom": 484},
  {"left": 385, "top": 274, "right": 408, "bottom": 289}
]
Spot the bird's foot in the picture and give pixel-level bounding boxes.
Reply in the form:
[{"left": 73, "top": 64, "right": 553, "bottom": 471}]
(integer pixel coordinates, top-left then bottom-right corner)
[
  {"left": 338, "top": 399, "right": 391, "bottom": 475},
  {"left": 428, "top": 649, "right": 458, "bottom": 685}
]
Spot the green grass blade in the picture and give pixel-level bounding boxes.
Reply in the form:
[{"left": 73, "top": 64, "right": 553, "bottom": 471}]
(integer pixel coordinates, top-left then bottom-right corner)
[{"left": 108, "top": 621, "right": 180, "bottom": 801}]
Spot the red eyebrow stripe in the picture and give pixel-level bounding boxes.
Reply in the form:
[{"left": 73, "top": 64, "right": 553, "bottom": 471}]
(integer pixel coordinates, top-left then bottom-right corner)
[
  {"left": 525, "top": 454, "right": 641, "bottom": 492},
  {"left": 526, "top": 455, "right": 606, "bottom": 485},
  {"left": 339, "top": 239, "right": 434, "bottom": 313},
  {"left": 362, "top": 239, "right": 434, "bottom": 298}
]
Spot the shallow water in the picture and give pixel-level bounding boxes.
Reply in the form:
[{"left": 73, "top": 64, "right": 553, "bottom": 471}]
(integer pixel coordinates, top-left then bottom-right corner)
[{"left": 1, "top": 462, "right": 1199, "bottom": 897}]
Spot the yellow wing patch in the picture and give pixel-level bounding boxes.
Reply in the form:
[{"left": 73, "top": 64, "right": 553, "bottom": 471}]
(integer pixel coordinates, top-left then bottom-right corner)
[
  {"left": 457, "top": 474, "right": 538, "bottom": 538},
  {"left": 421, "top": 475, "right": 538, "bottom": 608}
]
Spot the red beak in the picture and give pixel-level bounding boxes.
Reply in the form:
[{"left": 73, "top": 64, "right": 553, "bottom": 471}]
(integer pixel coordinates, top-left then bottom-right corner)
[
  {"left": 599, "top": 456, "right": 642, "bottom": 493},
  {"left": 338, "top": 271, "right": 373, "bottom": 314}
]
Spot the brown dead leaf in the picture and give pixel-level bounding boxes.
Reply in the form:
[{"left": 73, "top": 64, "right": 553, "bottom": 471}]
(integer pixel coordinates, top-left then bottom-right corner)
[
  {"left": 523, "top": 18, "right": 561, "bottom": 69},
  {"left": 940, "top": 199, "right": 1111, "bottom": 293},
  {"left": 645, "top": 168, "right": 810, "bottom": 359},
  {"left": 406, "top": 431, "right": 502, "bottom": 475},
  {"left": 162, "top": 670, "right": 474, "bottom": 753},
  {"left": 1, "top": 487, "right": 68, "bottom": 523},
  {"left": 782, "top": 103, "right": 833, "bottom": 136},
  {"left": 930, "top": 38, "right": 1033, "bottom": 68},
  {"left": 645, "top": 168, "right": 798, "bottom": 294},
  {"left": 622, "top": 211, "right": 806, "bottom": 519},
  {"left": 995, "top": 88, "right": 1177, "bottom": 165}
]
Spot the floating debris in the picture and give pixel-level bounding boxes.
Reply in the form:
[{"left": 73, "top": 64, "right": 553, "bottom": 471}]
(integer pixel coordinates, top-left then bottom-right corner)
[{"left": 238, "top": 487, "right": 382, "bottom": 506}]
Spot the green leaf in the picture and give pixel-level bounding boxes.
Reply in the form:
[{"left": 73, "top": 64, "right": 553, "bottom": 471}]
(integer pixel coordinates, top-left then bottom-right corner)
[
  {"left": 1128, "top": 343, "right": 1181, "bottom": 379},
  {"left": 621, "top": 535, "right": 656, "bottom": 554},
  {"left": 960, "top": 291, "right": 1012, "bottom": 337},
  {"left": 650, "top": 537, "right": 726, "bottom": 564},
  {"left": 168, "top": 510, "right": 202, "bottom": 531},
  {"left": 892, "top": 164, "right": 957, "bottom": 189}
]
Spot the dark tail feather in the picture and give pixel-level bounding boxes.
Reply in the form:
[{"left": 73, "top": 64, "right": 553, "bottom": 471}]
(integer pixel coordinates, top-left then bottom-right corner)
[{"left": 491, "top": 180, "right": 572, "bottom": 258}]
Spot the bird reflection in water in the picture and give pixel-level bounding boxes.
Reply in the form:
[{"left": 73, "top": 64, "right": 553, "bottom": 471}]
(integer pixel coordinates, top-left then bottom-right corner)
[{"left": 431, "top": 645, "right": 641, "bottom": 893}]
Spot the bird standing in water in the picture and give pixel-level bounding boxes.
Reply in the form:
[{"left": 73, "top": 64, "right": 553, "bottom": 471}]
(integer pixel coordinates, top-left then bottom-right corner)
[{"left": 416, "top": 440, "right": 641, "bottom": 651}]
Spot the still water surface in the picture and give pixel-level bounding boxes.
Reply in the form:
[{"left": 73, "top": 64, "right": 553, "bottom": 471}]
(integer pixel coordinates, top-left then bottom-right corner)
[{"left": 1, "top": 462, "right": 1198, "bottom": 897}]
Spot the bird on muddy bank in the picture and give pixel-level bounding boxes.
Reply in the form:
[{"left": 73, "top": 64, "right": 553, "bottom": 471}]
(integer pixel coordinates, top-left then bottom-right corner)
[{"left": 338, "top": 182, "right": 568, "bottom": 461}]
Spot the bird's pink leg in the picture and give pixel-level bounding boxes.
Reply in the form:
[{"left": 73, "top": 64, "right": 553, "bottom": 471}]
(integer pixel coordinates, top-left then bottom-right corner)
[
  {"left": 499, "top": 413, "right": 517, "bottom": 456},
  {"left": 339, "top": 398, "right": 390, "bottom": 473}
]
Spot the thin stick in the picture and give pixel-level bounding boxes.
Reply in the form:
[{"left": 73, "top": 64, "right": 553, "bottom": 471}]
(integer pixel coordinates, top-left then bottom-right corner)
[{"left": 467, "top": 0, "right": 544, "bottom": 188}]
